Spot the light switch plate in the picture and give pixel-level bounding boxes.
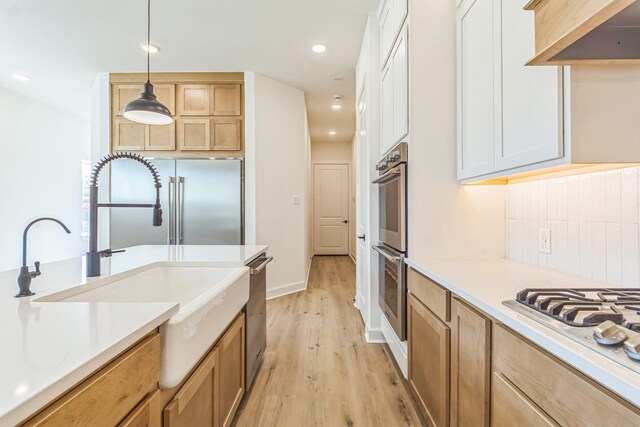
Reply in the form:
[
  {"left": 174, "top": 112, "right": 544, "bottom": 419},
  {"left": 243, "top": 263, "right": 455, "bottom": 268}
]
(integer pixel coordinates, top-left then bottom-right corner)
[
  {"left": 538, "top": 228, "right": 551, "bottom": 254},
  {"left": 292, "top": 195, "right": 301, "bottom": 205}
]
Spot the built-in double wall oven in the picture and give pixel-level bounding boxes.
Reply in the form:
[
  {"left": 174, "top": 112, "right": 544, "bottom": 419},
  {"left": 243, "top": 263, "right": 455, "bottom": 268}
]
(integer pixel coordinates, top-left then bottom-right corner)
[{"left": 372, "top": 142, "right": 408, "bottom": 340}]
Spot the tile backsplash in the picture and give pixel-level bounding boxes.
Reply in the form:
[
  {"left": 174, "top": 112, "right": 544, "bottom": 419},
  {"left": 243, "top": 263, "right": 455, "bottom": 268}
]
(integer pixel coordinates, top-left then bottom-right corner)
[{"left": 506, "top": 167, "right": 640, "bottom": 286}]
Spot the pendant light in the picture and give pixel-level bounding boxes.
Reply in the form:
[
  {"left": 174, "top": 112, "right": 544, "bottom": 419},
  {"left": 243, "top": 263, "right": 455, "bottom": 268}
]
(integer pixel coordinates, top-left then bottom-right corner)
[{"left": 124, "top": 0, "right": 173, "bottom": 125}]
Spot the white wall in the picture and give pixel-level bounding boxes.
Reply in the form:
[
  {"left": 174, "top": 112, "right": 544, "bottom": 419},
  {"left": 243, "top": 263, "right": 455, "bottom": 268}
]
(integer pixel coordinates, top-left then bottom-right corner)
[
  {"left": 407, "top": 0, "right": 505, "bottom": 263},
  {"left": 245, "top": 73, "right": 311, "bottom": 297},
  {"left": 350, "top": 136, "right": 357, "bottom": 260},
  {"left": 0, "top": 86, "right": 90, "bottom": 271},
  {"left": 506, "top": 167, "right": 640, "bottom": 287}
]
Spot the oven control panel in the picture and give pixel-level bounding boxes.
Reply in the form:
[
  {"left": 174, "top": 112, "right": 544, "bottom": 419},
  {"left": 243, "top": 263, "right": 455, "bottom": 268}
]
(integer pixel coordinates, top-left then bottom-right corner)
[{"left": 376, "top": 142, "right": 408, "bottom": 175}]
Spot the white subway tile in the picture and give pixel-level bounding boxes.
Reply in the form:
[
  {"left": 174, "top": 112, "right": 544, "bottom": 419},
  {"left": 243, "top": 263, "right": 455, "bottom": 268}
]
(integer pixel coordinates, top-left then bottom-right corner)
[
  {"left": 579, "top": 174, "right": 592, "bottom": 222},
  {"left": 530, "top": 182, "right": 539, "bottom": 221},
  {"left": 538, "top": 220, "right": 549, "bottom": 269},
  {"left": 538, "top": 181, "right": 548, "bottom": 220},
  {"left": 568, "top": 176, "right": 580, "bottom": 221},
  {"left": 567, "top": 221, "right": 580, "bottom": 275},
  {"left": 506, "top": 185, "right": 514, "bottom": 219},
  {"left": 606, "top": 223, "right": 622, "bottom": 285},
  {"left": 557, "top": 177, "right": 568, "bottom": 220},
  {"left": 521, "top": 183, "right": 531, "bottom": 221},
  {"left": 605, "top": 170, "right": 621, "bottom": 223},
  {"left": 529, "top": 220, "right": 539, "bottom": 266},
  {"left": 591, "top": 172, "right": 606, "bottom": 222},
  {"left": 549, "top": 221, "right": 567, "bottom": 272},
  {"left": 592, "top": 223, "right": 607, "bottom": 281},
  {"left": 548, "top": 180, "right": 558, "bottom": 220},
  {"left": 507, "top": 219, "right": 516, "bottom": 259},
  {"left": 621, "top": 167, "right": 638, "bottom": 224},
  {"left": 621, "top": 223, "right": 639, "bottom": 287},
  {"left": 522, "top": 219, "right": 531, "bottom": 264},
  {"left": 580, "top": 222, "right": 593, "bottom": 278}
]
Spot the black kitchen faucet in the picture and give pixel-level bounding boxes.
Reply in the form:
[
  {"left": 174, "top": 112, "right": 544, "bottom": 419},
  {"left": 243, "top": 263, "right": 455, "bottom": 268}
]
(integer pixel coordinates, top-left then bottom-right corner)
[{"left": 85, "top": 152, "right": 162, "bottom": 277}]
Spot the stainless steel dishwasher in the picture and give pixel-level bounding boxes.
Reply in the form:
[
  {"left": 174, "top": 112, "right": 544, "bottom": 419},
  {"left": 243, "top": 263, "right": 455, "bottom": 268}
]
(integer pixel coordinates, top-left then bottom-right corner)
[{"left": 245, "top": 254, "right": 272, "bottom": 389}]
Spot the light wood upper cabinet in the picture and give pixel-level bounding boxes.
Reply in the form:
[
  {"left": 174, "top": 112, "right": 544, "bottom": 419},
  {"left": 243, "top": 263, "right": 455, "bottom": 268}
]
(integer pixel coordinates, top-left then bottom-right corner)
[
  {"left": 113, "top": 118, "right": 147, "bottom": 151},
  {"left": 113, "top": 84, "right": 144, "bottom": 116},
  {"left": 154, "top": 84, "right": 176, "bottom": 115},
  {"left": 450, "top": 298, "right": 490, "bottom": 427},
  {"left": 408, "top": 293, "right": 450, "bottom": 427},
  {"left": 23, "top": 334, "right": 161, "bottom": 427},
  {"left": 177, "top": 85, "right": 210, "bottom": 116},
  {"left": 147, "top": 122, "right": 176, "bottom": 151},
  {"left": 210, "top": 85, "right": 241, "bottom": 116},
  {"left": 119, "top": 390, "right": 162, "bottom": 427},
  {"left": 164, "top": 347, "right": 220, "bottom": 427},
  {"left": 178, "top": 118, "right": 211, "bottom": 151},
  {"left": 219, "top": 313, "right": 245, "bottom": 427},
  {"left": 211, "top": 119, "right": 242, "bottom": 151}
]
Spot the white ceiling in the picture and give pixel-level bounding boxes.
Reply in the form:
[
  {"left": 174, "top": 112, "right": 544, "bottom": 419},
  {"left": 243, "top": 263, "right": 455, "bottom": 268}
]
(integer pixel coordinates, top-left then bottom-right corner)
[{"left": 0, "top": 0, "right": 378, "bottom": 145}]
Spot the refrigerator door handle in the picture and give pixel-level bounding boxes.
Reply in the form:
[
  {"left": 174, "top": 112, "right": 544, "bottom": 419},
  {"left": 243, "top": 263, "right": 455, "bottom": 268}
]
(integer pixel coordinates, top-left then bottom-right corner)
[
  {"left": 167, "top": 177, "right": 176, "bottom": 244},
  {"left": 177, "top": 176, "right": 185, "bottom": 244}
]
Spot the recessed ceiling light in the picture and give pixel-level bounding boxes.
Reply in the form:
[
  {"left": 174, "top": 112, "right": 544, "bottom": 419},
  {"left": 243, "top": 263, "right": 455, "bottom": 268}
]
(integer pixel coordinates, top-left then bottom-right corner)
[
  {"left": 312, "top": 44, "right": 327, "bottom": 53},
  {"left": 329, "top": 131, "right": 337, "bottom": 136},
  {"left": 331, "top": 104, "right": 342, "bottom": 110},
  {"left": 141, "top": 43, "right": 160, "bottom": 54},
  {"left": 11, "top": 73, "right": 31, "bottom": 81}
]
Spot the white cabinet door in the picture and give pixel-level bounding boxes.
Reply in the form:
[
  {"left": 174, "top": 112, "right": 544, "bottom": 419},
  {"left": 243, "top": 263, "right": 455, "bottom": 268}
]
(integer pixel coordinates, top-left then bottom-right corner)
[
  {"left": 457, "top": 0, "right": 500, "bottom": 179},
  {"left": 380, "top": 0, "right": 394, "bottom": 66},
  {"left": 392, "top": 24, "right": 408, "bottom": 145},
  {"left": 381, "top": 62, "right": 395, "bottom": 154},
  {"left": 498, "top": 0, "right": 563, "bottom": 171}
]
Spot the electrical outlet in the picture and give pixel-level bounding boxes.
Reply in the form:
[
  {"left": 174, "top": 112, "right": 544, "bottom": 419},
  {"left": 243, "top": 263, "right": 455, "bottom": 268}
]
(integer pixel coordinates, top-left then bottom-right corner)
[{"left": 538, "top": 228, "right": 551, "bottom": 254}]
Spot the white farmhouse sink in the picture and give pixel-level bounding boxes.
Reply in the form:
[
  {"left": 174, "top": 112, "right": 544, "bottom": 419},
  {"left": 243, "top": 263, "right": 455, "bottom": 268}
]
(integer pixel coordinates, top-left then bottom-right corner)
[{"left": 37, "top": 264, "right": 250, "bottom": 388}]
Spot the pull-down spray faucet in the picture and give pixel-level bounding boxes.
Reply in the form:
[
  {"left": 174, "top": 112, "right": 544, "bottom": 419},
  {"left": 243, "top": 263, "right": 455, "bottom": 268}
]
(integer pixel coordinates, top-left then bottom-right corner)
[{"left": 86, "top": 152, "right": 162, "bottom": 277}]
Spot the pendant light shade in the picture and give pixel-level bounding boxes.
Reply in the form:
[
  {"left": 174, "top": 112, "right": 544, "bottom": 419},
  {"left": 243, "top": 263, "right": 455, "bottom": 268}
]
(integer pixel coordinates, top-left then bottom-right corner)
[
  {"left": 124, "top": 0, "right": 173, "bottom": 125},
  {"left": 124, "top": 82, "right": 173, "bottom": 125}
]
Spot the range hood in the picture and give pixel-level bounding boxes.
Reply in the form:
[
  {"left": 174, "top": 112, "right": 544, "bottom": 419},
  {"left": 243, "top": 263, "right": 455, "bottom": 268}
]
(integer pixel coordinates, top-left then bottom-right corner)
[{"left": 525, "top": 0, "right": 640, "bottom": 65}]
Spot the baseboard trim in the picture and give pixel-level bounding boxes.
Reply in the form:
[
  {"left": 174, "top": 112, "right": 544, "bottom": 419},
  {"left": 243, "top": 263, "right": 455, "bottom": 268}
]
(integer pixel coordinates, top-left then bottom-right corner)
[
  {"left": 365, "top": 328, "right": 385, "bottom": 343},
  {"left": 380, "top": 314, "right": 408, "bottom": 378},
  {"left": 266, "top": 280, "right": 306, "bottom": 300}
]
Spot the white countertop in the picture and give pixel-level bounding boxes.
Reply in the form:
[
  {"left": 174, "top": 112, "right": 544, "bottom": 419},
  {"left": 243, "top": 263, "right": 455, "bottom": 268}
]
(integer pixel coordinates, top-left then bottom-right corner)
[
  {"left": 405, "top": 257, "right": 640, "bottom": 408},
  {"left": 0, "top": 244, "right": 268, "bottom": 425}
]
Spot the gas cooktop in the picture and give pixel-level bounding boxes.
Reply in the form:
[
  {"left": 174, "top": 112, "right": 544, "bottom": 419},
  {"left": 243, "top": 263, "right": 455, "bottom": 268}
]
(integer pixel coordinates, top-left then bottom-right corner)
[{"left": 504, "top": 288, "right": 640, "bottom": 373}]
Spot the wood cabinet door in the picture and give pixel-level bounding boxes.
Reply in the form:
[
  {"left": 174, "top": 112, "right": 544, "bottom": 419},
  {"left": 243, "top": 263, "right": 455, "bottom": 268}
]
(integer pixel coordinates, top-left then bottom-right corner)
[
  {"left": 497, "top": 0, "right": 562, "bottom": 171},
  {"left": 164, "top": 347, "right": 220, "bottom": 427},
  {"left": 408, "top": 294, "right": 450, "bottom": 427},
  {"left": 210, "top": 85, "right": 241, "bottom": 116},
  {"left": 147, "top": 122, "right": 176, "bottom": 151},
  {"left": 450, "top": 298, "right": 490, "bottom": 427},
  {"left": 177, "top": 85, "right": 210, "bottom": 115},
  {"left": 113, "top": 118, "right": 147, "bottom": 151},
  {"left": 178, "top": 118, "right": 210, "bottom": 151},
  {"left": 391, "top": 23, "right": 408, "bottom": 145},
  {"left": 113, "top": 84, "right": 144, "bottom": 116},
  {"left": 211, "top": 118, "right": 242, "bottom": 151},
  {"left": 119, "top": 390, "right": 162, "bottom": 427},
  {"left": 219, "top": 313, "right": 245, "bottom": 427},
  {"left": 154, "top": 84, "right": 176, "bottom": 115},
  {"left": 457, "top": 0, "right": 500, "bottom": 180},
  {"left": 492, "top": 372, "right": 559, "bottom": 427}
]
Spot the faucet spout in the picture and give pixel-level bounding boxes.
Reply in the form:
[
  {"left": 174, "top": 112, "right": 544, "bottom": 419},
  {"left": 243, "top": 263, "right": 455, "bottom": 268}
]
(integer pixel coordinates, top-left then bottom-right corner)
[{"left": 86, "top": 152, "right": 162, "bottom": 277}]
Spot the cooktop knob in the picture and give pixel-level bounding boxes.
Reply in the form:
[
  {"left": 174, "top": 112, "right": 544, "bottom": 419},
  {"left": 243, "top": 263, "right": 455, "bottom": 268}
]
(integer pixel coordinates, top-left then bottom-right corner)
[
  {"left": 593, "top": 320, "right": 627, "bottom": 346},
  {"left": 623, "top": 334, "right": 640, "bottom": 361}
]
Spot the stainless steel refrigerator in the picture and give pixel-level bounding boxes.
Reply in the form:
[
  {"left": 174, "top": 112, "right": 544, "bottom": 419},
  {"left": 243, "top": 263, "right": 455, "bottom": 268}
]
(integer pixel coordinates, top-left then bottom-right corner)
[{"left": 110, "top": 158, "right": 243, "bottom": 248}]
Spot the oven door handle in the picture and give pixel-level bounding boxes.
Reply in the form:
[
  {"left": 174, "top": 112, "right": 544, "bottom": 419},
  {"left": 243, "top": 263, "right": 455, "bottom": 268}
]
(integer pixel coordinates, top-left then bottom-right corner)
[
  {"left": 372, "top": 167, "right": 401, "bottom": 184},
  {"left": 372, "top": 245, "right": 403, "bottom": 264}
]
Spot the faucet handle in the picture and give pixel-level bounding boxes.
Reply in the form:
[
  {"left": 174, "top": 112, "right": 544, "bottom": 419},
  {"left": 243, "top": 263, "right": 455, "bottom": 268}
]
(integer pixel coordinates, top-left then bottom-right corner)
[{"left": 34, "top": 261, "right": 41, "bottom": 276}]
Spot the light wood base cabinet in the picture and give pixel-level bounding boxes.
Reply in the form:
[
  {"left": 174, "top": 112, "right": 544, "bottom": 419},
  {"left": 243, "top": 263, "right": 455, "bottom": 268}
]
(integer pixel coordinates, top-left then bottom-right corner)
[
  {"left": 22, "top": 333, "right": 161, "bottom": 427},
  {"left": 450, "top": 298, "right": 490, "bottom": 427},
  {"left": 408, "top": 293, "right": 450, "bottom": 427},
  {"left": 491, "top": 372, "right": 558, "bottom": 427},
  {"left": 119, "top": 390, "right": 162, "bottom": 427},
  {"left": 164, "top": 312, "right": 245, "bottom": 427}
]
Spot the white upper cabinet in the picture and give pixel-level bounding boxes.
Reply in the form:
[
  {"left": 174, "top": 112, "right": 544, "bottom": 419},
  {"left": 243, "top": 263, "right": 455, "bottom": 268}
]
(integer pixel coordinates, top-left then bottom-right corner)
[
  {"left": 498, "top": 0, "right": 563, "bottom": 171},
  {"left": 457, "top": 0, "right": 499, "bottom": 179},
  {"left": 379, "top": 0, "right": 408, "bottom": 67},
  {"left": 381, "top": 23, "right": 409, "bottom": 154}
]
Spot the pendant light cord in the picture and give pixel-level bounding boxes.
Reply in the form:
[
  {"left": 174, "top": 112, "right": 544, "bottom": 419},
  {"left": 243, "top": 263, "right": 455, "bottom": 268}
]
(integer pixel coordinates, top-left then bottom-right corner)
[{"left": 147, "top": 0, "right": 151, "bottom": 83}]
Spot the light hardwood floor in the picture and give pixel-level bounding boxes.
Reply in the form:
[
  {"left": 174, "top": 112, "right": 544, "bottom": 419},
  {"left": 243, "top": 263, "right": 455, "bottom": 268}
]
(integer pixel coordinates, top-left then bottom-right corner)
[{"left": 234, "top": 256, "right": 425, "bottom": 427}]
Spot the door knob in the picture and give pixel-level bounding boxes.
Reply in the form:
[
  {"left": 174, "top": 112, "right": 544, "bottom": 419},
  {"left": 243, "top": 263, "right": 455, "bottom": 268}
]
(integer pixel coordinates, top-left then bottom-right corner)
[
  {"left": 357, "top": 234, "right": 366, "bottom": 240},
  {"left": 342, "top": 220, "right": 348, "bottom": 224}
]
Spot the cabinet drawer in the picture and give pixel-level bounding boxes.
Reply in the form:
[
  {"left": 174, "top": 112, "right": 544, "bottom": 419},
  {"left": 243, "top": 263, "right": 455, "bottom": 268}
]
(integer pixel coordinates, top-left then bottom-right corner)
[
  {"left": 408, "top": 268, "right": 451, "bottom": 322},
  {"left": 492, "top": 372, "right": 558, "bottom": 427},
  {"left": 493, "top": 324, "right": 640, "bottom": 427},
  {"left": 23, "top": 333, "right": 161, "bottom": 426}
]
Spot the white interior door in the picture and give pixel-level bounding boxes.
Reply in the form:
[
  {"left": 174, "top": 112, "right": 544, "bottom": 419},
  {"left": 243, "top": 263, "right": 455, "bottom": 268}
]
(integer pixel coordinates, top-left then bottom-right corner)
[
  {"left": 313, "top": 164, "right": 350, "bottom": 255},
  {"left": 355, "top": 94, "right": 369, "bottom": 312}
]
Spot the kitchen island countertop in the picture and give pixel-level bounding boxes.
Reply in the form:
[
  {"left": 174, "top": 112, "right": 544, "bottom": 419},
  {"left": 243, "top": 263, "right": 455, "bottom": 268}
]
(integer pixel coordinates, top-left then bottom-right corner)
[{"left": 0, "top": 244, "right": 268, "bottom": 425}]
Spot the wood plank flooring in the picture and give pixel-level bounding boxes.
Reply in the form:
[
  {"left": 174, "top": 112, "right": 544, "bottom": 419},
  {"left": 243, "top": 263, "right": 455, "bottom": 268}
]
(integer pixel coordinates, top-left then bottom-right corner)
[{"left": 234, "top": 256, "right": 425, "bottom": 427}]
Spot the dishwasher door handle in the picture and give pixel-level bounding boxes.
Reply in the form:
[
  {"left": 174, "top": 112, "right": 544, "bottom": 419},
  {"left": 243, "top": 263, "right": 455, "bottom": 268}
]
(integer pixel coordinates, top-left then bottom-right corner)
[{"left": 250, "top": 256, "right": 274, "bottom": 275}]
